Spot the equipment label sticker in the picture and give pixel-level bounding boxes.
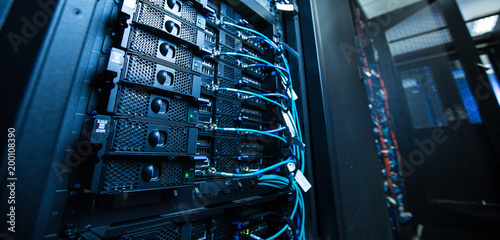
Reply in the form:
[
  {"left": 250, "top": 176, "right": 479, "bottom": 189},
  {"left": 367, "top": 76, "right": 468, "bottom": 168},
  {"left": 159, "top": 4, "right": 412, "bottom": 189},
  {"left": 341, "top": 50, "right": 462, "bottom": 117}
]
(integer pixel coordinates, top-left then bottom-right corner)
[{"left": 295, "top": 170, "right": 311, "bottom": 192}]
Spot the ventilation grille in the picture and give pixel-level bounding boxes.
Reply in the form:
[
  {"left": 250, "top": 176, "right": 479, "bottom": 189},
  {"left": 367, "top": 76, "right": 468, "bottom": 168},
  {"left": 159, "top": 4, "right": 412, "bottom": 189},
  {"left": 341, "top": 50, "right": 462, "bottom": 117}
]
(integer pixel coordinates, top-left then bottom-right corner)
[
  {"left": 216, "top": 156, "right": 236, "bottom": 173},
  {"left": 116, "top": 86, "right": 150, "bottom": 116},
  {"left": 175, "top": 46, "right": 194, "bottom": 68},
  {"left": 223, "top": 65, "right": 235, "bottom": 79},
  {"left": 180, "top": 1, "right": 197, "bottom": 23},
  {"left": 217, "top": 115, "right": 234, "bottom": 127},
  {"left": 173, "top": 70, "right": 193, "bottom": 94},
  {"left": 137, "top": 3, "right": 198, "bottom": 44},
  {"left": 103, "top": 159, "right": 140, "bottom": 191},
  {"left": 117, "top": 91, "right": 190, "bottom": 122},
  {"left": 218, "top": 99, "right": 237, "bottom": 115},
  {"left": 191, "top": 220, "right": 207, "bottom": 233},
  {"left": 160, "top": 161, "right": 184, "bottom": 186},
  {"left": 148, "top": 0, "right": 166, "bottom": 8},
  {"left": 166, "top": 126, "right": 189, "bottom": 153},
  {"left": 221, "top": 138, "right": 237, "bottom": 154},
  {"left": 223, "top": 33, "right": 236, "bottom": 49},
  {"left": 103, "top": 158, "right": 184, "bottom": 191},
  {"left": 126, "top": 55, "right": 156, "bottom": 86},
  {"left": 220, "top": 46, "right": 238, "bottom": 64},
  {"left": 245, "top": 97, "right": 266, "bottom": 108},
  {"left": 137, "top": 3, "right": 164, "bottom": 29},
  {"left": 212, "top": 217, "right": 236, "bottom": 240},
  {"left": 112, "top": 120, "right": 189, "bottom": 153},
  {"left": 130, "top": 28, "right": 159, "bottom": 57},
  {"left": 125, "top": 55, "right": 194, "bottom": 95},
  {"left": 112, "top": 120, "right": 148, "bottom": 152},
  {"left": 168, "top": 98, "right": 189, "bottom": 122},
  {"left": 221, "top": 5, "right": 237, "bottom": 21},
  {"left": 218, "top": 78, "right": 236, "bottom": 97},
  {"left": 180, "top": 23, "right": 197, "bottom": 43},
  {"left": 157, "top": 225, "right": 181, "bottom": 240}
]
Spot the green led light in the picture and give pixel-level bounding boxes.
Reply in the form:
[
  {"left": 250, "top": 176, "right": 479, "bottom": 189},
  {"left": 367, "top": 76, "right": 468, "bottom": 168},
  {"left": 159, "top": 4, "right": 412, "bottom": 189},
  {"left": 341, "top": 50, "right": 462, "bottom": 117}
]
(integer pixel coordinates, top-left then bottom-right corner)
[
  {"left": 189, "top": 113, "right": 194, "bottom": 118},
  {"left": 194, "top": 62, "right": 199, "bottom": 66},
  {"left": 185, "top": 173, "right": 189, "bottom": 178}
]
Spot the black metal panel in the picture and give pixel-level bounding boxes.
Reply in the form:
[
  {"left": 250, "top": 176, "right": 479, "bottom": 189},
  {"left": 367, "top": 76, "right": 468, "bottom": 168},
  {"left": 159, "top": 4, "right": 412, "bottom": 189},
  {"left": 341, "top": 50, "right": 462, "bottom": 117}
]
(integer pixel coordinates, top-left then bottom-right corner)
[
  {"left": 0, "top": 0, "right": 97, "bottom": 238},
  {"left": 299, "top": 0, "right": 392, "bottom": 239}
]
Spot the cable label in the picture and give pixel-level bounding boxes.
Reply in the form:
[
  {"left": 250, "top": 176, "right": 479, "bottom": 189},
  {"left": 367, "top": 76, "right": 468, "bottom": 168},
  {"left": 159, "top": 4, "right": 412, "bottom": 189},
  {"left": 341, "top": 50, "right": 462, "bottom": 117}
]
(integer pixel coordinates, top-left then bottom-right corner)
[{"left": 295, "top": 170, "right": 311, "bottom": 192}]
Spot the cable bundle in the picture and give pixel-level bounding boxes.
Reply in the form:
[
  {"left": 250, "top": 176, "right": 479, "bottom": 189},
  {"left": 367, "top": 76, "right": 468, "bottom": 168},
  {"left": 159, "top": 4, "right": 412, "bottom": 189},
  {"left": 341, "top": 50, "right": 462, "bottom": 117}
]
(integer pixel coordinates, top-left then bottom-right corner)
[{"left": 206, "top": 18, "right": 308, "bottom": 240}]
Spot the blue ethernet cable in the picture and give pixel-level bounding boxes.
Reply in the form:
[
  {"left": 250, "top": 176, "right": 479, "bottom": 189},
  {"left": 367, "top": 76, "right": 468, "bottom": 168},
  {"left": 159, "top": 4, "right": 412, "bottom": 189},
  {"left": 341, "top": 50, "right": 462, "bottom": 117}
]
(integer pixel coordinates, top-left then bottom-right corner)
[
  {"left": 218, "top": 87, "right": 287, "bottom": 111},
  {"left": 247, "top": 64, "right": 292, "bottom": 81},
  {"left": 222, "top": 21, "right": 279, "bottom": 50},
  {"left": 212, "top": 159, "right": 295, "bottom": 177},
  {"left": 260, "top": 93, "right": 290, "bottom": 100},
  {"left": 216, "top": 127, "right": 287, "bottom": 143},
  {"left": 219, "top": 52, "right": 289, "bottom": 81},
  {"left": 266, "top": 126, "right": 287, "bottom": 133}
]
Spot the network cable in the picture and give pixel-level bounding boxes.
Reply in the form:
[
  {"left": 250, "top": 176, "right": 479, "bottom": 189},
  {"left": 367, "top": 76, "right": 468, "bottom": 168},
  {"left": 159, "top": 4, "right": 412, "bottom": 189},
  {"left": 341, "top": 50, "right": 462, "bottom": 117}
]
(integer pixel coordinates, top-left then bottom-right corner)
[
  {"left": 214, "top": 17, "right": 308, "bottom": 240},
  {"left": 217, "top": 87, "right": 287, "bottom": 111}
]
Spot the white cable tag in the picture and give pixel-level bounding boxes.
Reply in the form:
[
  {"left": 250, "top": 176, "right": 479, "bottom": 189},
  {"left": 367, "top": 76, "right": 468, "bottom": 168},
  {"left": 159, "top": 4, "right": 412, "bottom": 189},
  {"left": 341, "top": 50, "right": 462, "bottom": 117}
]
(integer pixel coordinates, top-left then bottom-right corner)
[
  {"left": 276, "top": 3, "right": 294, "bottom": 11},
  {"left": 295, "top": 170, "right": 311, "bottom": 192},
  {"left": 287, "top": 88, "right": 299, "bottom": 101},
  {"left": 283, "top": 112, "right": 296, "bottom": 137}
]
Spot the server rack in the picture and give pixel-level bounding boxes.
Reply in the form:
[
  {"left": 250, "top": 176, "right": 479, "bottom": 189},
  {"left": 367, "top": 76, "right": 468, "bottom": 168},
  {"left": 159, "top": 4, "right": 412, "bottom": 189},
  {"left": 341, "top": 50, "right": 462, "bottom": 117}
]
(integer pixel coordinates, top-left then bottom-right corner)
[
  {"left": 0, "top": 0, "right": 320, "bottom": 239},
  {"left": 0, "top": 0, "right": 394, "bottom": 239}
]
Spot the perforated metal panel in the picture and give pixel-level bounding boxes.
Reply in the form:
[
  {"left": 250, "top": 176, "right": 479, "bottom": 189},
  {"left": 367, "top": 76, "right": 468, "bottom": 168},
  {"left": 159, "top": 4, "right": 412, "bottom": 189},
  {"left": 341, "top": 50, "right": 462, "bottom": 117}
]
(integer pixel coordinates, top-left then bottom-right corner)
[
  {"left": 386, "top": 3, "right": 446, "bottom": 42},
  {"left": 157, "top": 225, "right": 181, "bottom": 240},
  {"left": 102, "top": 158, "right": 184, "bottom": 191},
  {"left": 148, "top": 0, "right": 165, "bottom": 8},
  {"left": 173, "top": 70, "right": 194, "bottom": 94},
  {"left": 221, "top": 138, "right": 237, "bottom": 154},
  {"left": 245, "top": 97, "right": 266, "bottom": 108},
  {"left": 160, "top": 161, "right": 184, "bottom": 186},
  {"left": 103, "top": 159, "right": 140, "bottom": 191},
  {"left": 219, "top": 45, "right": 238, "bottom": 64},
  {"left": 180, "top": 23, "right": 197, "bottom": 43},
  {"left": 181, "top": 3, "right": 196, "bottom": 23},
  {"left": 217, "top": 99, "right": 238, "bottom": 115},
  {"left": 386, "top": 3, "right": 452, "bottom": 56},
  {"left": 400, "top": 67, "right": 447, "bottom": 129},
  {"left": 216, "top": 156, "right": 236, "bottom": 173},
  {"left": 388, "top": 29, "right": 453, "bottom": 56},
  {"left": 130, "top": 28, "right": 159, "bottom": 57},
  {"left": 136, "top": 3, "right": 200, "bottom": 45},
  {"left": 116, "top": 86, "right": 150, "bottom": 116},
  {"left": 126, "top": 55, "right": 156, "bottom": 86},
  {"left": 137, "top": 3, "right": 164, "bottom": 29},
  {"left": 116, "top": 86, "right": 190, "bottom": 122},
  {"left": 111, "top": 120, "right": 190, "bottom": 153},
  {"left": 221, "top": 4, "right": 237, "bottom": 21},
  {"left": 223, "top": 65, "right": 235, "bottom": 79},
  {"left": 217, "top": 115, "right": 234, "bottom": 127},
  {"left": 175, "top": 47, "right": 194, "bottom": 68},
  {"left": 124, "top": 55, "right": 194, "bottom": 95},
  {"left": 218, "top": 78, "right": 236, "bottom": 97},
  {"left": 166, "top": 126, "right": 189, "bottom": 153},
  {"left": 221, "top": 33, "right": 237, "bottom": 49},
  {"left": 112, "top": 120, "right": 148, "bottom": 152}
]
